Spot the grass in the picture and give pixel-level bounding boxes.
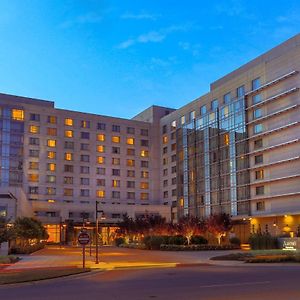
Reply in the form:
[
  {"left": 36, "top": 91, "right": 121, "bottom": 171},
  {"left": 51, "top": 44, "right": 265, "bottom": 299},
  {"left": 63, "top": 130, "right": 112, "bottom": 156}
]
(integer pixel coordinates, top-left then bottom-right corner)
[
  {"left": 0, "top": 255, "right": 20, "bottom": 264},
  {"left": 0, "top": 267, "right": 91, "bottom": 285}
]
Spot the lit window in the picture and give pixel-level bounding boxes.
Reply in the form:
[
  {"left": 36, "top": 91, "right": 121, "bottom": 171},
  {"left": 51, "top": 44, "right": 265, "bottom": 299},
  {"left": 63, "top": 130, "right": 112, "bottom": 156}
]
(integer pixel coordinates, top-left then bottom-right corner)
[
  {"left": 97, "top": 190, "right": 105, "bottom": 198},
  {"left": 12, "top": 109, "right": 24, "bottom": 121},
  {"left": 141, "top": 171, "right": 149, "bottom": 178},
  {"left": 127, "top": 159, "right": 135, "bottom": 167},
  {"left": 65, "top": 130, "right": 73, "bottom": 138},
  {"left": 48, "top": 116, "right": 57, "bottom": 124},
  {"left": 65, "top": 118, "right": 73, "bottom": 126},
  {"left": 97, "top": 134, "right": 105, "bottom": 141},
  {"left": 140, "top": 150, "right": 149, "bottom": 157},
  {"left": 112, "top": 136, "right": 120, "bottom": 143},
  {"left": 181, "top": 116, "right": 185, "bottom": 125},
  {"left": 255, "top": 169, "right": 264, "bottom": 180},
  {"left": 97, "top": 156, "right": 105, "bottom": 164},
  {"left": 127, "top": 138, "right": 134, "bottom": 145},
  {"left": 140, "top": 182, "right": 149, "bottom": 189},
  {"left": 112, "top": 158, "right": 120, "bottom": 165},
  {"left": 140, "top": 193, "right": 149, "bottom": 200},
  {"left": 224, "top": 134, "right": 229, "bottom": 146},
  {"left": 81, "top": 120, "right": 90, "bottom": 128},
  {"left": 29, "top": 162, "right": 39, "bottom": 170},
  {"left": 179, "top": 198, "right": 184, "bottom": 207},
  {"left": 112, "top": 180, "right": 120, "bottom": 187},
  {"left": 171, "top": 120, "right": 177, "bottom": 130},
  {"left": 162, "top": 136, "right": 168, "bottom": 144},
  {"left": 47, "top": 199, "right": 56, "bottom": 203},
  {"left": 47, "top": 163, "right": 56, "bottom": 171},
  {"left": 47, "top": 139, "right": 56, "bottom": 147},
  {"left": 97, "top": 145, "right": 105, "bottom": 153},
  {"left": 65, "top": 153, "right": 73, "bottom": 161},
  {"left": 47, "top": 128, "right": 57, "bottom": 136},
  {"left": 29, "top": 125, "right": 40, "bottom": 134},
  {"left": 28, "top": 174, "right": 39, "bottom": 182}
]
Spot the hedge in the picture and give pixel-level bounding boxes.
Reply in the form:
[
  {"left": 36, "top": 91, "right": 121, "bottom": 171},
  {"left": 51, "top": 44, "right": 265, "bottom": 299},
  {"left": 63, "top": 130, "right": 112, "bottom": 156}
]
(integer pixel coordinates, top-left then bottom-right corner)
[{"left": 160, "top": 244, "right": 240, "bottom": 251}]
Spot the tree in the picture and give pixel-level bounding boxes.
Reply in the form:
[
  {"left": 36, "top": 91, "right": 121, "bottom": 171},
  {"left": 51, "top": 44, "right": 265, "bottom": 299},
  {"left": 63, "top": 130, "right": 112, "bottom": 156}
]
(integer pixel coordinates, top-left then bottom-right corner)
[
  {"left": 207, "top": 213, "right": 232, "bottom": 245},
  {"left": 176, "top": 216, "right": 206, "bottom": 245},
  {"left": 0, "top": 217, "right": 14, "bottom": 244}
]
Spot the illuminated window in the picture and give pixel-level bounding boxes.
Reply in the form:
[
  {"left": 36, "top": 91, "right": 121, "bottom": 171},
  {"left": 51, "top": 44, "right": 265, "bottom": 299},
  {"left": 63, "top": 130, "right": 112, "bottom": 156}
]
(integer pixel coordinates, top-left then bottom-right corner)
[
  {"left": 48, "top": 116, "right": 57, "bottom": 124},
  {"left": 65, "top": 130, "right": 73, "bottom": 138},
  {"left": 162, "top": 136, "right": 168, "bottom": 144},
  {"left": 65, "top": 153, "right": 73, "bottom": 161},
  {"left": 112, "top": 180, "right": 120, "bottom": 187},
  {"left": 65, "top": 118, "right": 73, "bottom": 126},
  {"left": 141, "top": 171, "right": 149, "bottom": 178},
  {"left": 112, "top": 136, "right": 120, "bottom": 143},
  {"left": 97, "top": 156, "right": 105, "bottom": 164},
  {"left": 47, "top": 199, "right": 56, "bottom": 203},
  {"left": 47, "top": 163, "right": 56, "bottom": 171},
  {"left": 28, "top": 174, "right": 39, "bottom": 182},
  {"left": 179, "top": 198, "right": 184, "bottom": 207},
  {"left": 140, "top": 193, "right": 149, "bottom": 200},
  {"left": 12, "top": 109, "right": 24, "bottom": 121},
  {"left": 46, "top": 187, "right": 56, "bottom": 195},
  {"left": 47, "top": 139, "right": 56, "bottom": 147},
  {"left": 64, "top": 188, "right": 73, "bottom": 196},
  {"left": 127, "top": 138, "right": 134, "bottom": 145},
  {"left": 47, "top": 128, "right": 57, "bottom": 136},
  {"left": 171, "top": 120, "right": 176, "bottom": 130},
  {"left": 112, "top": 158, "right": 120, "bottom": 165},
  {"left": 140, "top": 150, "right": 149, "bottom": 157},
  {"left": 97, "top": 190, "right": 105, "bottom": 198},
  {"left": 29, "top": 125, "right": 40, "bottom": 134},
  {"left": 224, "top": 134, "right": 229, "bottom": 146},
  {"left": 181, "top": 116, "right": 185, "bottom": 125},
  {"left": 47, "top": 175, "right": 56, "bottom": 183},
  {"left": 29, "top": 162, "right": 39, "bottom": 170},
  {"left": 140, "top": 182, "right": 149, "bottom": 189},
  {"left": 97, "top": 134, "right": 105, "bottom": 141},
  {"left": 97, "top": 145, "right": 105, "bottom": 153},
  {"left": 127, "top": 159, "right": 135, "bottom": 167},
  {"left": 255, "top": 169, "right": 264, "bottom": 180},
  {"left": 81, "top": 120, "right": 90, "bottom": 128}
]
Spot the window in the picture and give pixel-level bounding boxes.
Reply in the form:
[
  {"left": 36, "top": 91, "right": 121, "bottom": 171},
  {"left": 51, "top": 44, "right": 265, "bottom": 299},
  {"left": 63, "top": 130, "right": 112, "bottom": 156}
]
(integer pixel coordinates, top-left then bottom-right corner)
[
  {"left": 48, "top": 116, "right": 57, "bottom": 124},
  {"left": 172, "top": 189, "right": 176, "bottom": 196},
  {"left": 97, "top": 145, "right": 105, "bottom": 153},
  {"left": 254, "top": 154, "right": 263, "bottom": 164},
  {"left": 256, "top": 201, "right": 265, "bottom": 211},
  {"left": 96, "top": 167, "right": 105, "bottom": 175},
  {"left": 163, "top": 158, "right": 168, "bottom": 165},
  {"left": 127, "top": 137, "right": 134, "bottom": 145},
  {"left": 97, "top": 156, "right": 105, "bottom": 164},
  {"left": 162, "top": 125, "right": 167, "bottom": 134},
  {"left": 162, "top": 136, "right": 168, "bottom": 144},
  {"left": 140, "top": 182, "right": 149, "bottom": 189},
  {"left": 29, "top": 125, "right": 40, "bottom": 134},
  {"left": 171, "top": 143, "right": 176, "bottom": 151},
  {"left": 171, "top": 154, "right": 176, "bottom": 162},
  {"left": 112, "top": 191, "right": 120, "bottom": 199},
  {"left": 47, "top": 163, "right": 56, "bottom": 171},
  {"left": 172, "top": 177, "right": 176, "bottom": 185},
  {"left": 46, "top": 128, "right": 56, "bottom": 136},
  {"left": 141, "top": 140, "right": 149, "bottom": 147},
  {"left": 224, "top": 133, "right": 229, "bottom": 146},
  {"left": 65, "top": 153, "right": 73, "bottom": 161},
  {"left": 256, "top": 186, "right": 265, "bottom": 195},
  {"left": 127, "top": 127, "right": 135, "bottom": 134},
  {"left": 112, "top": 169, "right": 120, "bottom": 176},
  {"left": 97, "top": 123, "right": 106, "bottom": 130},
  {"left": 253, "top": 108, "right": 262, "bottom": 119},
  {"left": 81, "top": 120, "right": 90, "bottom": 128},
  {"left": 97, "top": 190, "right": 105, "bottom": 198},
  {"left": 112, "top": 125, "right": 120, "bottom": 132},
  {"left": 254, "top": 139, "right": 263, "bottom": 149},
  {"left": 29, "top": 162, "right": 39, "bottom": 170},
  {"left": 171, "top": 166, "right": 176, "bottom": 173},
  {"left": 46, "top": 187, "right": 56, "bottom": 195},
  {"left": 255, "top": 169, "right": 264, "bottom": 180},
  {"left": 80, "top": 189, "right": 89, "bottom": 197},
  {"left": 127, "top": 159, "right": 135, "bottom": 167},
  {"left": 97, "top": 134, "right": 105, "bottom": 141},
  {"left": 46, "top": 175, "right": 56, "bottom": 183},
  {"left": 171, "top": 132, "right": 176, "bottom": 140},
  {"left": 65, "top": 118, "right": 73, "bottom": 126},
  {"left": 189, "top": 111, "right": 196, "bottom": 121},
  {"left": 64, "top": 188, "right": 73, "bottom": 196},
  {"left": 81, "top": 143, "right": 89, "bottom": 151},
  {"left": 64, "top": 177, "right": 73, "bottom": 184},
  {"left": 127, "top": 181, "right": 135, "bottom": 188},
  {"left": 252, "top": 94, "right": 262, "bottom": 104},
  {"left": 141, "top": 161, "right": 149, "bottom": 168},
  {"left": 81, "top": 132, "right": 90, "bottom": 139},
  {"left": 64, "top": 165, "right": 74, "bottom": 172},
  {"left": 12, "top": 109, "right": 24, "bottom": 121},
  {"left": 80, "top": 166, "right": 90, "bottom": 174},
  {"left": 140, "top": 193, "right": 149, "bottom": 200},
  {"left": 163, "top": 180, "right": 168, "bottom": 187},
  {"left": 221, "top": 106, "right": 229, "bottom": 118},
  {"left": 127, "top": 170, "right": 135, "bottom": 177},
  {"left": 112, "top": 136, "right": 120, "bottom": 143},
  {"left": 163, "top": 147, "right": 168, "bottom": 154},
  {"left": 112, "top": 180, "right": 120, "bottom": 187},
  {"left": 81, "top": 155, "right": 90, "bottom": 162},
  {"left": 163, "top": 191, "right": 168, "bottom": 198},
  {"left": 47, "top": 151, "right": 56, "bottom": 159},
  {"left": 47, "top": 139, "right": 56, "bottom": 147},
  {"left": 181, "top": 116, "right": 186, "bottom": 125},
  {"left": 80, "top": 178, "right": 90, "bottom": 185},
  {"left": 223, "top": 93, "right": 231, "bottom": 104},
  {"left": 141, "top": 171, "right": 149, "bottom": 178},
  {"left": 141, "top": 129, "right": 148, "bottom": 136},
  {"left": 163, "top": 169, "right": 168, "bottom": 176},
  {"left": 112, "top": 147, "right": 120, "bottom": 154},
  {"left": 252, "top": 77, "right": 261, "bottom": 90},
  {"left": 29, "top": 113, "right": 40, "bottom": 121},
  {"left": 29, "top": 149, "right": 39, "bottom": 157},
  {"left": 28, "top": 174, "right": 39, "bottom": 182},
  {"left": 29, "top": 186, "right": 39, "bottom": 194},
  {"left": 65, "top": 130, "right": 73, "bottom": 138},
  {"left": 237, "top": 85, "right": 245, "bottom": 97},
  {"left": 112, "top": 158, "right": 120, "bottom": 165},
  {"left": 29, "top": 137, "right": 39, "bottom": 145},
  {"left": 254, "top": 124, "right": 263, "bottom": 134},
  {"left": 127, "top": 192, "right": 135, "bottom": 200},
  {"left": 171, "top": 120, "right": 176, "bottom": 130},
  {"left": 140, "top": 150, "right": 148, "bottom": 157},
  {"left": 211, "top": 99, "right": 218, "bottom": 110},
  {"left": 127, "top": 148, "right": 135, "bottom": 156}
]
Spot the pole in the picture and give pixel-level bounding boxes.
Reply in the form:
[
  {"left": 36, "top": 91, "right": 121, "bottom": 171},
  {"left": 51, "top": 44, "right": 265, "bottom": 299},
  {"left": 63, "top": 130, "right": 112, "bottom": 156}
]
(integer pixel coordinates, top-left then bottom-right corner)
[
  {"left": 95, "top": 201, "right": 99, "bottom": 264},
  {"left": 83, "top": 244, "right": 86, "bottom": 269},
  {"left": 90, "top": 240, "right": 92, "bottom": 256}
]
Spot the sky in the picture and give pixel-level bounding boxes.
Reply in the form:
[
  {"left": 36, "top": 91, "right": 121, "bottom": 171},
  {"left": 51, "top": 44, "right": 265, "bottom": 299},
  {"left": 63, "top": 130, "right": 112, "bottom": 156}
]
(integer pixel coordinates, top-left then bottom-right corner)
[{"left": 1, "top": 0, "right": 300, "bottom": 118}]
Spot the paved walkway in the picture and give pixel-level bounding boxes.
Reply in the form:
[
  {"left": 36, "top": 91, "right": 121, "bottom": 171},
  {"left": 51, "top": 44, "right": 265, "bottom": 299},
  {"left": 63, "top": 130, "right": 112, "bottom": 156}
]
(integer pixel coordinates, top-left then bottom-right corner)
[{"left": 6, "top": 245, "right": 243, "bottom": 270}]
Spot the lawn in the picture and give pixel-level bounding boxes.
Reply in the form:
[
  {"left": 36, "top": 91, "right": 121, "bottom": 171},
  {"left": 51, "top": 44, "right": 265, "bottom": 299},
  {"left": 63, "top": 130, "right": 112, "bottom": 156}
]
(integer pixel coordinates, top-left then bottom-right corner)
[{"left": 0, "top": 255, "right": 20, "bottom": 264}]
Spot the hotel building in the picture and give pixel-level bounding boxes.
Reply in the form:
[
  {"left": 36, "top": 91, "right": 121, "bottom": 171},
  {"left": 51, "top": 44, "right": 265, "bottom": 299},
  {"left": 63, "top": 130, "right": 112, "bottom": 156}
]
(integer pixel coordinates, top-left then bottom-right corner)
[{"left": 1, "top": 34, "right": 300, "bottom": 242}]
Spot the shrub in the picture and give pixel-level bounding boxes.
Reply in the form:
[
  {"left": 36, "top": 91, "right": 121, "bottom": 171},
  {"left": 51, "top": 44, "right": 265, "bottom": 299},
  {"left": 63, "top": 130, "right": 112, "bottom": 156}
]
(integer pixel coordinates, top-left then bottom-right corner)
[
  {"left": 229, "top": 237, "right": 241, "bottom": 246},
  {"left": 160, "top": 244, "right": 240, "bottom": 251},
  {"left": 248, "top": 233, "right": 278, "bottom": 250},
  {"left": 10, "top": 242, "right": 45, "bottom": 254},
  {"left": 191, "top": 235, "right": 208, "bottom": 245},
  {"left": 168, "top": 235, "right": 187, "bottom": 245},
  {"left": 143, "top": 236, "right": 168, "bottom": 250},
  {"left": 115, "top": 237, "right": 126, "bottom": 247}
]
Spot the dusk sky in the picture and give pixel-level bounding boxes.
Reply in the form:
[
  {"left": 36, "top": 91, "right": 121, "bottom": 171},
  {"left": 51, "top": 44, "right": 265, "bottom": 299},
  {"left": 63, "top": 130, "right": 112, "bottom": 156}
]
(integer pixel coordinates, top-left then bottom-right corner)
[{"left": 1, "top": 0, "right": 300, "bottom": 118}]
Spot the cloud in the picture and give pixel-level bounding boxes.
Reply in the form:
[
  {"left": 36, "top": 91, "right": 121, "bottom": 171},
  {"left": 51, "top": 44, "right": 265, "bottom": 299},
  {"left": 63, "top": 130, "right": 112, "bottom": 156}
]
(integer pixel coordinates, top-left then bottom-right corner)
[
  {"left": 121, "top": 12, "right": 160, "bottom": 21},
  {"left": 60, "top": 13, "right": 102, "bottom": 28},
  {"left": 178, "top": 42, "right": 201, "bottom": 57}
]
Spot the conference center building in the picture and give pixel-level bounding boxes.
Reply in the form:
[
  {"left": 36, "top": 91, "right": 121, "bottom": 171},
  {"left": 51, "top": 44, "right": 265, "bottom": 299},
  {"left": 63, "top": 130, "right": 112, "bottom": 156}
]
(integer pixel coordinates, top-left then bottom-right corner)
[{"left": 1, "top": 34, "right": 300, "bottom": 242}]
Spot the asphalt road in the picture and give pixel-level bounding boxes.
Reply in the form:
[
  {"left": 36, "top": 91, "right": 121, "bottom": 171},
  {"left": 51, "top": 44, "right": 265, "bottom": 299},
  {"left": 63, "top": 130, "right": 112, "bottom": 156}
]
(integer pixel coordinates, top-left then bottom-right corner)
[{"left": 1, "top": 264, "right": 300, "bottom": 300}]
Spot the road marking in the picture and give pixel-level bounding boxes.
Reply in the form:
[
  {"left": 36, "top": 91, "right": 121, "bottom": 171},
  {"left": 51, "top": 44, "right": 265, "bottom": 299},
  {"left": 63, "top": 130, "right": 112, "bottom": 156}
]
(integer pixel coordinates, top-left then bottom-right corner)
[{"left": 199, "top": 281, "right": 271, "bottom": 288}]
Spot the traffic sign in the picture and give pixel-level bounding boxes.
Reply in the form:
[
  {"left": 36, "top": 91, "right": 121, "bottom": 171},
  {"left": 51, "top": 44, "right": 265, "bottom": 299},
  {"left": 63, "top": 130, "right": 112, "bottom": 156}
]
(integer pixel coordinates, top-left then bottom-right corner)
[{"left": 78, "top": 232, "right": 90, "bottom": 245}]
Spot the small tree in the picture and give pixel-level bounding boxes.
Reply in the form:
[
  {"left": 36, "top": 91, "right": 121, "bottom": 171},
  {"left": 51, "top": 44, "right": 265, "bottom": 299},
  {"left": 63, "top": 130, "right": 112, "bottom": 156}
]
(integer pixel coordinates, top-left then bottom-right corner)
[
  {"left": 207, "top": 213, "right": 232, "bottom": 245},
  {"left": 0, "top": 217, "right": 14, "bottom": 244}
]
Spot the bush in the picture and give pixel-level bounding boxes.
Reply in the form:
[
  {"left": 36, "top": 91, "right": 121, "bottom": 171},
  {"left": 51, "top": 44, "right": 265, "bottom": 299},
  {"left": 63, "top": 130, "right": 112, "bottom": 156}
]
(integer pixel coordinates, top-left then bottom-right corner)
[
  {"left": 143, "top": 236, "right": 169, "bottom": 250},
  {"left": 191, "top": 236, "right": 208, "bottom": 245},
  {"left": 245, "top": 255, "right": 300, "bottom": 263},
  {"left": 160, "top": 244, "right": 240, "bottom": 251},
  {"left": 168, "top": 235, "right": 187, "bottom": 245},
  {"left": 119, "top": 243, "right": 146, "bottom": 250},
  {"left": 10, "top": 242, "right": 45, "bottom": 254},
  {"left": 229, "top": 237, "right": 241, "bottom": 246},
  {"left": 115, "top": 237, "right": 126, "bottom": 247},
  {"left": 248, "top": 233, "right": 278, "bottom": 250}
]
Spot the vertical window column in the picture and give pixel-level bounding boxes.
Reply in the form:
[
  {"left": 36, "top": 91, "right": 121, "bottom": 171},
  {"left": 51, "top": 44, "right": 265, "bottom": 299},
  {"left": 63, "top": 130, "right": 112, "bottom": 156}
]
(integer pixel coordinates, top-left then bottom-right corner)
[
  {"left": 203, "top": 121, "right": 211, "bottom": 217},
  {"left": 182, "top": 127, "right": 189, "bottom": 216}
]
